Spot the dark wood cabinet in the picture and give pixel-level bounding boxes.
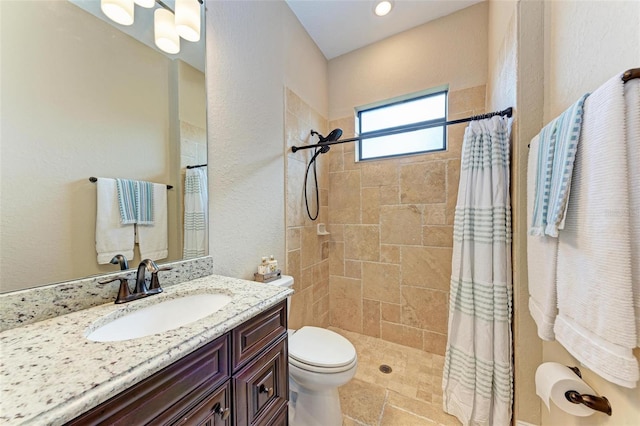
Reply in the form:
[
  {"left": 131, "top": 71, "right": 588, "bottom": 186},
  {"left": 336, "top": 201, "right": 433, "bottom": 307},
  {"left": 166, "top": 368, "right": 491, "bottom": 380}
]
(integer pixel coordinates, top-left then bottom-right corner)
[
  {"left": 67, "top": 300, "right": 288, "bottom": 426},
  {"left": 233, "top": 335, "right": 287, "bottom": 426}
]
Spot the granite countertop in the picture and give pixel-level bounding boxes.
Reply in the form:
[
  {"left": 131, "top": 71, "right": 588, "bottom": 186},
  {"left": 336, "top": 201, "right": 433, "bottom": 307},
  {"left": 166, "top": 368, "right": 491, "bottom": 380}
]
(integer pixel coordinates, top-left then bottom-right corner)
[{"left": 0, "top": 274, "right": 292, "bottom": 425}]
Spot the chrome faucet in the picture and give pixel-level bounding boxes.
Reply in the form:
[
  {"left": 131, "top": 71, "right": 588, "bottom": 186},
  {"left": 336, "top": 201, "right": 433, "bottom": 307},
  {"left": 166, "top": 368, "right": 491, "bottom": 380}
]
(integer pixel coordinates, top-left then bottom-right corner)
[{"left": 134, "top": 259, "right": 159, "bottom": 295}]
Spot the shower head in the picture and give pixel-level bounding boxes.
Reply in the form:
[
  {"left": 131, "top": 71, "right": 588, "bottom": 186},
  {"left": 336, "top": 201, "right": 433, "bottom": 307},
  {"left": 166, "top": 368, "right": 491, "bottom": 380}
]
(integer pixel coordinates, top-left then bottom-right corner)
[
  {"left": 311, "top": 128, "right": 343, "bottom": 154},
  {"left": 320, "top": 128, "right": 343, "bottom": 143}
]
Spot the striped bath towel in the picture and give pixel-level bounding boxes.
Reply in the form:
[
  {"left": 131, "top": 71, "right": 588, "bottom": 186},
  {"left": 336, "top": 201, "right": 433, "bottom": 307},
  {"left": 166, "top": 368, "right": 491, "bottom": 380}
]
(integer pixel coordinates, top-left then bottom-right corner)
[
  {"left": 115, "top": 178, "right": 154, "bottom": 225},
  {"left": 135, "top": 181, "right": 154, "bottom": 225},
  {"left": 530, "top": 94, "right": 589, "bottom": 237}
]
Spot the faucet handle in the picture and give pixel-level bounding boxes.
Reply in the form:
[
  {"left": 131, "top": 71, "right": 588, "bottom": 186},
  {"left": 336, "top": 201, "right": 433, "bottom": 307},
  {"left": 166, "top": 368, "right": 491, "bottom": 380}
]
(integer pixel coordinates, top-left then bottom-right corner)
[
  {"left": 148, "top": 267, "right": 173, "bottom": 295},
  {"left": 99, "top": 276, "right": 139, "bottom": 304}
]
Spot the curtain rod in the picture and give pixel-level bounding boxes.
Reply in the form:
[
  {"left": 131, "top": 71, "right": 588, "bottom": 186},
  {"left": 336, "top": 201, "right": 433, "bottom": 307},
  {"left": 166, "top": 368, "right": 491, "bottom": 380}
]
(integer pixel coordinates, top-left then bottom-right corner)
[
  {"left": 291, "top": 107, "right": 513, "bottom": 153},
  {"left": 186, "top": 164, "right": 207, "bottom": 169},
  {"left": 89, "top": 177, "right": 173, "bottom": 190}
]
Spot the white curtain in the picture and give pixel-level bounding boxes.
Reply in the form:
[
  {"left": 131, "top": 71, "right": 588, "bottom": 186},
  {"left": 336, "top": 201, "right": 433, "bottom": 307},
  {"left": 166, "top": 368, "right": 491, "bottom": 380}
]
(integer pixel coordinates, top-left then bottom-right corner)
[
  {"left": 183, "top": 167, "right": 208, "bottom": 259},
  {"left": 442, "top": 116, "right": 513, "bottom": 426}
]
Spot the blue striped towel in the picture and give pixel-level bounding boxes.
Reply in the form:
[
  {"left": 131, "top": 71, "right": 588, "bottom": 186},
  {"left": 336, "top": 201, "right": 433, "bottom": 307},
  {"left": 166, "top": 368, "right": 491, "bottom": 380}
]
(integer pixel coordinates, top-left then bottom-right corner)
[
  {"left": 135, "top": 181, "right": 154, "bottom": 225},
  {"left": 115, "top": 179, "right": 154, "bottom": 225},
  {"left": 530, "top": 93, "right": 588, "bottom": 237}
]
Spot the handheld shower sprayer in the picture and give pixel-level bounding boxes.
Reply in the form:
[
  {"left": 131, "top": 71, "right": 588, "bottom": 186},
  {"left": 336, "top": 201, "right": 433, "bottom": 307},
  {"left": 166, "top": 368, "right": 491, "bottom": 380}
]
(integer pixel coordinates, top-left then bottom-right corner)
[{"left": 303, "top": 128, "right": 343, "bottom": 220}]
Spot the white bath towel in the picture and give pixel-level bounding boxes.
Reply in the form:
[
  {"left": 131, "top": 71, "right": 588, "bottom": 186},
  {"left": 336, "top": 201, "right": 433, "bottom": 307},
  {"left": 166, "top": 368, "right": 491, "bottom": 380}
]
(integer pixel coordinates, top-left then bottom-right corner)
[
  {"left": 625, "top": 79, "right": 640, "bottom": 347},
  {"left": 137, "top": 183, "right": 168, "bottom": 261},
  {"left": 527, "top": 135, "right": 558, "bottom": 341},
  {"left": 95, "top": 178, "right": 134, "bottom": 264},
  {"left": 554, "top": 72, "right": 639, "bottom": 388}
]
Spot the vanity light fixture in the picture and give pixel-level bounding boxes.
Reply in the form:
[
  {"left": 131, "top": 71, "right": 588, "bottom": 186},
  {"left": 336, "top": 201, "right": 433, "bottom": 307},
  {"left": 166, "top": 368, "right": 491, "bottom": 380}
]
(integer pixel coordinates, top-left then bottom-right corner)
[
  {"left": 133, "top": 0, "right": 155, "bottom": 8},
  {"left": 374, "top": 0, "right": 394, "bottom": 17},
  {"left": 154, "top": 8, "right": 180, "bottom": 54},
  {"left": 101, "top": 0, "right": 134, "bottom": 26},
  {"left": 175, "top": 0, "right": 201, "bottom": 42},
  {"left": 100, "top": 0, "right": 202, "bottom": 55}
]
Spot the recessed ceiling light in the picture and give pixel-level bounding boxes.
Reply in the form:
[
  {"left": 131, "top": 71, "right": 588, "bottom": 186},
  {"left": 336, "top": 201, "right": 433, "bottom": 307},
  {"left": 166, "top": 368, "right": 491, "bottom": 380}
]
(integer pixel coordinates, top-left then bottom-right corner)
[{"left": 374, "top": 0, "right": 394, "bottom": 17}]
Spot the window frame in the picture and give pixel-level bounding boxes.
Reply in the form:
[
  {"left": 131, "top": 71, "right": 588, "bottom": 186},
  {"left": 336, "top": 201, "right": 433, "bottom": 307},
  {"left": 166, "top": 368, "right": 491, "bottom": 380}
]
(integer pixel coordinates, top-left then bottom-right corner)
[{"left": 356, "top": 89, "right": 448, "bottom": 162}]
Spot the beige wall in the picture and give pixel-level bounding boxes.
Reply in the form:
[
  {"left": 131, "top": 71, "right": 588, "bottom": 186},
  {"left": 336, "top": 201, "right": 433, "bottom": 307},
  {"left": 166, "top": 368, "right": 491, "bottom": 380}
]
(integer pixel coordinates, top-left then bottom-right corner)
[
  {"left": 327, "top": 86, "right": 486, "bottom": 355},
  {"left": 284, "top": 89, "right": 330, "bottom": 329},
  {"left": 322, "top": 0, "right": 489, "bottom": 356},
  {"left": 328, "top": 2, "right": 489, "bottom": 121},
  {"left": 540, "top": 1, "right": 640, "bottom": 425},
  {"left": 205, "top": 1, "right": 328, "bottom": 280},
  {"left": 0, "top": 1, "right": 181, "bottom": 291}
]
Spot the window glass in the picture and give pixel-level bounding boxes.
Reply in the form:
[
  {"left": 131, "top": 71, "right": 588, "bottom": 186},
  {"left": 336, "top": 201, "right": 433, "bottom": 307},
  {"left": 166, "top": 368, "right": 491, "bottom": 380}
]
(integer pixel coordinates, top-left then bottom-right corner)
[{"left": 357, "top": 90, "right": 447, "bottom": 161}]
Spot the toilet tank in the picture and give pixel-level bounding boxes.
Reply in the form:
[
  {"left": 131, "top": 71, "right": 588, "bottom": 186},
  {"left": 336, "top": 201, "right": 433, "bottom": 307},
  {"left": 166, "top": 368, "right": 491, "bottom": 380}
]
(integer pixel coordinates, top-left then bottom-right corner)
[{"left": 265, "top": 275, "right": 294, "bottom": 321}]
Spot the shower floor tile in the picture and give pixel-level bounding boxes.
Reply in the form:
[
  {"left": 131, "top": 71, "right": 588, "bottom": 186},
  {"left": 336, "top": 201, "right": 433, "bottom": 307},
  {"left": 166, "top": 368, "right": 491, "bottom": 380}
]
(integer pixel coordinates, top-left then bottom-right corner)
[{"left": 331, "top": 327, "right": 460, "bottom": 426}]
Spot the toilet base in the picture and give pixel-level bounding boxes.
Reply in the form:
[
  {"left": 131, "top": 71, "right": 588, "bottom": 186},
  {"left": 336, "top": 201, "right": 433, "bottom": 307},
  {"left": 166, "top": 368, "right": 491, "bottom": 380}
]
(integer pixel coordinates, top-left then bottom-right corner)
[{"left": 289, "top": 379, "right": 343, "bottom": 426}]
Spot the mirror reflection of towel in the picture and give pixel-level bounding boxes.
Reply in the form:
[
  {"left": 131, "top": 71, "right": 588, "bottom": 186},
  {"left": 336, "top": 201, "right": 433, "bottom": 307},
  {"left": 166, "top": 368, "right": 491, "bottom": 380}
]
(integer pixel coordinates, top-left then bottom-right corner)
[
  {"left": 96, "top": 178, "right": 134, "bottom": 264},
  {"left": 115, "top": 178, "right": 154, "bottom": 225},
  {"left": 137, "top": 183, "right": 168, "bottom": 261}
]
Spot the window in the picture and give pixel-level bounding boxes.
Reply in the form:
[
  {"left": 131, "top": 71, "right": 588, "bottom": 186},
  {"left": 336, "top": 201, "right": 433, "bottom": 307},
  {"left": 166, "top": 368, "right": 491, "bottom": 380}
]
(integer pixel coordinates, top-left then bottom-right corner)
[{"left": 356, "top": 89, "right": 448, "bottom": 161}]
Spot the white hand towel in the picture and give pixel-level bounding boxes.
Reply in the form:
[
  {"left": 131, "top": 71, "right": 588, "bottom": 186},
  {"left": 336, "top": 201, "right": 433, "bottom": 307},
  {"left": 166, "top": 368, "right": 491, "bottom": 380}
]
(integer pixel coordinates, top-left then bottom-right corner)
[
  {"left": 137, "top": 183, "right": 168, "bottom": 261},
  {"left": 554, "top": 72, "right": 639, "bottom": 388},
  {"left": 625, "top": 79, "right": 640, "bottom": 347},
  {"left": 95, "top": 178, "right": 134, "bottom": 264},
  {"left": 527, "top": 134, "right": 558, "bottom": 340}
]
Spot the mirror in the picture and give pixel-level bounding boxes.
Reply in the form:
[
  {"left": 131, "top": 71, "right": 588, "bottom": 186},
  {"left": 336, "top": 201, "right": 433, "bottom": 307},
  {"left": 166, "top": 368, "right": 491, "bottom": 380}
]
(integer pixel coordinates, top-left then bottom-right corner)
[{"left": 0, "top": 0, "right": 207, "bottom": 293}]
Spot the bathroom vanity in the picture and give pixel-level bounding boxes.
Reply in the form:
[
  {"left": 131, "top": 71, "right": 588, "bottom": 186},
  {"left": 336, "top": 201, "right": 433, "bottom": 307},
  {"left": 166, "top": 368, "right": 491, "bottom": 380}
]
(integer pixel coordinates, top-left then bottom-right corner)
[
  {"left": 0, "top": 273, "right": 292, "bottom": 426},
  {"left": 68, "top": 301, "right": 288, "bottom": 425}
]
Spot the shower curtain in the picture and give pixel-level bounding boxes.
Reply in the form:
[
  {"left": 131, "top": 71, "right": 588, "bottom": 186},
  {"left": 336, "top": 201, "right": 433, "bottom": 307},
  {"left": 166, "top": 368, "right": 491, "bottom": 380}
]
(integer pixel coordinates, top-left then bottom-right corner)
[
  {"left": 183, "top": 167, "right": 208, "bottom": 259},
  {"left": 442, "top": 116, "right": 513, "bottom": 426}
]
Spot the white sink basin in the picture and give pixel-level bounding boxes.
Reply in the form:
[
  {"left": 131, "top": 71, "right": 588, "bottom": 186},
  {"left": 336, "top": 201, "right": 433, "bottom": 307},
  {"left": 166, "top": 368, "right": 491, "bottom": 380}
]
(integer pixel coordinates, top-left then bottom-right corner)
[{"left": 86, "top": 293, "right": 232, "bottom": 342}]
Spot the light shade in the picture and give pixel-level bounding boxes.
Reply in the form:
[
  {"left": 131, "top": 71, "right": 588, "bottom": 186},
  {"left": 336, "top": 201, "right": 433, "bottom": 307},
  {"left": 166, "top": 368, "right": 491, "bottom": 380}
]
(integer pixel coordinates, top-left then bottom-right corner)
[
  {"left": 134, "top": 0, "right": 155, "bottom": 8},
  {"left": 101, "top": 0, "right": 134, "bottom": 26},
  {"left": 374, "top": 0, "right": 394, "bottom": 17},
  {"left": 154, "top": 8, "right": 180, "bottom": 54},
  {"left": 175, "top": 0, "right": 201, "bottom": 42}
]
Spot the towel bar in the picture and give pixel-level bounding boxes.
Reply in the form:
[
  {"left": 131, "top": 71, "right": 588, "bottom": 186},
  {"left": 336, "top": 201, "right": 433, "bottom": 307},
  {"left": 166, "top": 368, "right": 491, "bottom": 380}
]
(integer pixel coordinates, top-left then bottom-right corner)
[{"left": 89, "top": 177, "right": 173, "bottom": 190}]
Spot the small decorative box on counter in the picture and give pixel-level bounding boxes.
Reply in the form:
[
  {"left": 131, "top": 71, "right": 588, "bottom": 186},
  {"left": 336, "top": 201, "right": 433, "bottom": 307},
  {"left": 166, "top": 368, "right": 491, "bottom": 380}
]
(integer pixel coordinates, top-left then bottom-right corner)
[{"left": 254, "top": 269, "right": 282, "bottom": 283}]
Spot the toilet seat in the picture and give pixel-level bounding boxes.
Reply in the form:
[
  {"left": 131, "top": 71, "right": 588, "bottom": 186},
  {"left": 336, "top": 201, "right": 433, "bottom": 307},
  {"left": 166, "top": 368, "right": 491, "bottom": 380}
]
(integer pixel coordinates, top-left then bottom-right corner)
[{"left": 288, "top": 326, "right": 357, "bottom": 373}]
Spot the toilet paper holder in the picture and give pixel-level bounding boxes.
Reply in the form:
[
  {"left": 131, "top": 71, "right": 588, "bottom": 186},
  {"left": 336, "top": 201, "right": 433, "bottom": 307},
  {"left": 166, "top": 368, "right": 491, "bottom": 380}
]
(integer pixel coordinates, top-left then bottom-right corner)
[{"left": 565, "top": 366, "right": 612, "bottom": 416}]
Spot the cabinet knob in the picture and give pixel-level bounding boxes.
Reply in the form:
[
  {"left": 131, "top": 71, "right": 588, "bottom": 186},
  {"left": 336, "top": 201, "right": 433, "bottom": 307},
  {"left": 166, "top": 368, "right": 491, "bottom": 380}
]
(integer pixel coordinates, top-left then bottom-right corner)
[
  {"left": 212, "top": 402, "right": 230, "bottom": 420},
  {"left": 259, "top": 384, "right": 274, "bottom": 398}
]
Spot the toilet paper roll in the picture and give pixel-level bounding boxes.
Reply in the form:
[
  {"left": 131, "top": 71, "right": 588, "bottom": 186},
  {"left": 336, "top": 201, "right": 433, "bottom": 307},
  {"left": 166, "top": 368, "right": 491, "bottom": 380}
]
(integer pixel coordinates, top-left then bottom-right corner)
[{"left": 535, "top": 362, "right": 596, "bottom": 417}]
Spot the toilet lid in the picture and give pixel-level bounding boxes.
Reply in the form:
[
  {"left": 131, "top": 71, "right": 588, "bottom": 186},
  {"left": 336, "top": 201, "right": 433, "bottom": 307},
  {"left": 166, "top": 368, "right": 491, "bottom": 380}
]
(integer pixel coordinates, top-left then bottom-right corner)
[{"left": 289, "top": 326, "right": 356, "bottom": 368}]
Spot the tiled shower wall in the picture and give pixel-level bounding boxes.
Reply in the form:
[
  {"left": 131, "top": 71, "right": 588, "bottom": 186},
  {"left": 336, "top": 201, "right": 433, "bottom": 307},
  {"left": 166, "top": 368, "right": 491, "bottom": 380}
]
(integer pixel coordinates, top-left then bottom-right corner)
[
  {"left": 284, "top": 88, "right": 331, "bottom": 330},
  {"left": 326, "top": 85, "right": 486, "bottom": 355}
]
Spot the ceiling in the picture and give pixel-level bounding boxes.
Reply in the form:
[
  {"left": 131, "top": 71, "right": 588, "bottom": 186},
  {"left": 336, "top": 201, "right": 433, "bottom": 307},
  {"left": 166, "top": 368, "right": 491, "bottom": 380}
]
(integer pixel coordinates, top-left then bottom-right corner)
[{"left": 285, "top": 0, "right": 484, "bottom": 60}]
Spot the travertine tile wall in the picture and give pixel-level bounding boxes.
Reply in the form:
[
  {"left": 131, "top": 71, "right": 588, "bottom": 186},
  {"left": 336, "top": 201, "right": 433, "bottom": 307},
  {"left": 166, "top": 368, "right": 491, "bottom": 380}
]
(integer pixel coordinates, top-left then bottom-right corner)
[
  {"left": 327, "top": 86, "right": 486, "bottom": 355},
  {"left": 284, "top": 88, "right": 331, "bottom": 330}
]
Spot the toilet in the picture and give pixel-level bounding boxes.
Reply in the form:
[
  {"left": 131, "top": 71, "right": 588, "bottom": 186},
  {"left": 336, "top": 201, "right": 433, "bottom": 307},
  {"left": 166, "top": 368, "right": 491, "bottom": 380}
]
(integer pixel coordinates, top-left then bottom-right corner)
[{"left": 267, "top": 275, "right": 357, "bottom": 426}]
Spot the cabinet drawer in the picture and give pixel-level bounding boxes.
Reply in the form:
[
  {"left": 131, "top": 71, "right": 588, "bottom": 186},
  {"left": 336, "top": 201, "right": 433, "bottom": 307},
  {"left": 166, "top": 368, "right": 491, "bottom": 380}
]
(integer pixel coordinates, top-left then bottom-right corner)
[
  {"left": 263, "top": 403, "right": 288, "bottom": 426},
  {"left": 233, "top": 335, "right": 288, "bottom": 426},
  {"left": 67, "top": 334, "right": 230, "bottom": 426},
  {"left": 232, "top": 301, "right": 287, "bottom": 371},
  {"left": 170, "top": 381, "right": 231, "bottom": 426}
]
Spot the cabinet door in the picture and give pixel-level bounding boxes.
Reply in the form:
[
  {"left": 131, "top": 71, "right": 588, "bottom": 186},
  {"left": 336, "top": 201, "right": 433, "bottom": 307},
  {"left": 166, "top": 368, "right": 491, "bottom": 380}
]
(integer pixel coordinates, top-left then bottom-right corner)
[
  {"left": 171, "top": 381, "right": 231, "bottom": 426},
  {"left": 67, "top": 335, "right": 230, "bottom": 426},
  {"left": 233, "top": 335, "right": 288, "bottom": 426}
]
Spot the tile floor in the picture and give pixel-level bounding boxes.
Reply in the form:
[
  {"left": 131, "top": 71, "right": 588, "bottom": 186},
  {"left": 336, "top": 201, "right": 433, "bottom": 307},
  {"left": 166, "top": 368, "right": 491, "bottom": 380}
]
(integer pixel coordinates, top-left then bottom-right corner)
[{"left": 331, "top": 328, "right": 460, "bottom": 426}]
